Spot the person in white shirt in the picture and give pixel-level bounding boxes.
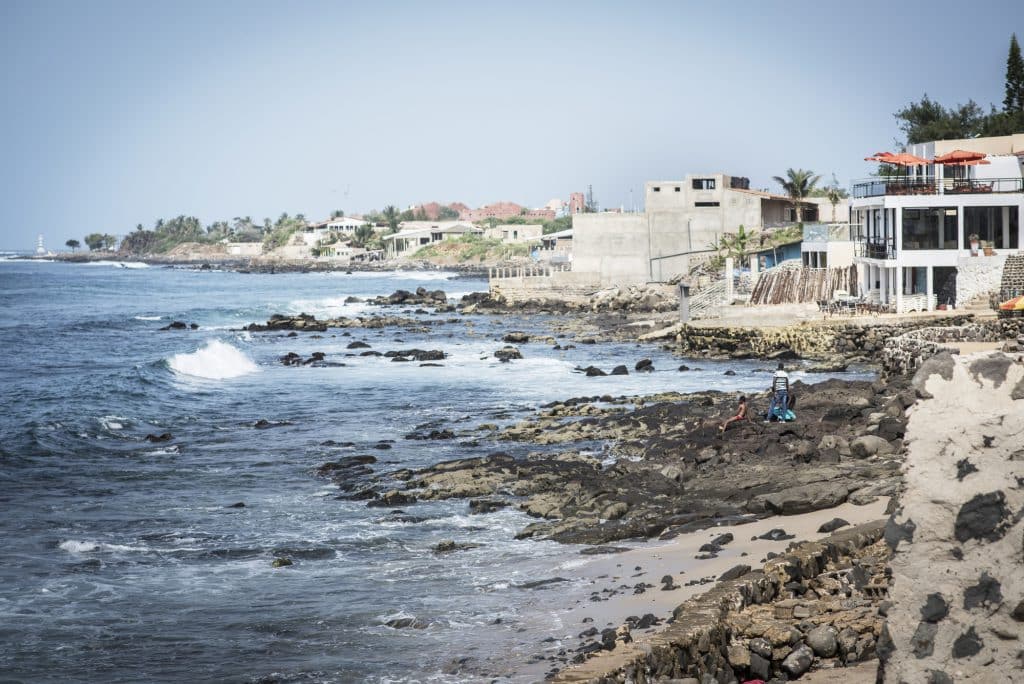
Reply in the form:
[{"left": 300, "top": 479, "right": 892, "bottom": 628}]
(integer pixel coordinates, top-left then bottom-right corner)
[{"left": 766, "top": 362, "right": 790, "bottom": 422}]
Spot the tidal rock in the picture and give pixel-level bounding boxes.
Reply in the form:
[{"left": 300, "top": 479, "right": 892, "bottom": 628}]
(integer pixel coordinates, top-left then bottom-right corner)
[
  {"left": 385, "top": 617, "right": 427, "bottom": 629},
  {"left": 849, "top": 435, "right": 896, "bottom": 458},
  {"left": 610, "top": 365, "right": 629, "bottom": 376},
  {"left": 468, "top": 499, "right": 508, "bottom": 514},
  {"left": 781, "top": 643, "right": 813, "bottom": 677},
  {"left": 271, "top": 557, "right": 293, "bottom": 568},
  {"left": 433, "top": 540, "right": 481, "bottom": 554},
  {"left": 503, "top": 331, "right": 530, "bottom": 343},
  {"left": 583, "top": 366, "right": 606, "bottom": 377},
  {"left": 806, "top": 625, "right": 838, "bottom": 658},
  {"left": 758, "top": 528, "right": 795, "bottom": 541},
  {"left": 346, "top": 341, "right": 370, "bottom": 349},
  {"left": 817, "top": 517, "right": 850, "bottom": 533},
  {"left": 718, "top": 564, "right": 750, "bottom": 582},
  {"left": 494, "top": 346, "right": 523, "bottom": 362},
  {"left": 145, "top": 432, "right": 173, "bottom": 442},
  {"left": 635, "top": 359, "right": 654, "bottom": 372}
]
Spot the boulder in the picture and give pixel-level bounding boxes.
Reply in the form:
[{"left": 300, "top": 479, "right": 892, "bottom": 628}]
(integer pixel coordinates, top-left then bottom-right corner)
[
  {"left": 781, "top": 643, "right": 813, "bottom": 677},
  {"left": 494, "top": 346, "right": 523, "bottom": 362},
  {"left": 806, "top": 625, "right": 838, "bottom": 657},
  {"left": 503, "top": 331, "right": 530, "bottom": 343},
  {"left": 849, "top": 435, "right": 896, "bottom": 458},
  {"left": 610, "top": 365, "right": 629, "bottom": 375}
]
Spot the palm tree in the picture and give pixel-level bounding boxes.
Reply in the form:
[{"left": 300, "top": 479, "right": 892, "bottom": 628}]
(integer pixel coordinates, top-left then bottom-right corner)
[
  {"left": 772, "top": 168, "right": 821, "bottom": 223},
  {"left": 725, "top": 225, "right": 752, "bottom": 266},
  {"left": 826, "top": 186, "right": 844, "bottom": 222},
  {"left": 352, "top": 225, "right": 375, "bottom": 247},
  {"left": 382, "top": 205, "right": 399, "bottom": 234},
  {"left": 65, "top": 238, "right": 80, "bottom": 252}
]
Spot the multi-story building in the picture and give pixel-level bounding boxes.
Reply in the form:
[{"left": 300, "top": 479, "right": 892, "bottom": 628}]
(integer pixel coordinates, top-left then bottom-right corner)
[
  {"left": 572, "top": 172, "right": 837, "bottom": 285},
  {"left": 850, "top": 134, "right": 1024, "bottom": 312}
]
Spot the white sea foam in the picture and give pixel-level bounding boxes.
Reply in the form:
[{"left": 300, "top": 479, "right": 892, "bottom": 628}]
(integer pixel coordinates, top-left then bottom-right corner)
[
  {"left": 59, "top": 540, "right": 147, "bottom": 554},
  {"left": 286, "top": 296, "right": 373, "bottom": 318},
  {"left": 84, "top": 260, "right": 150, "bottom": 269},
  {"left": 134, "top": 315, "right": 162, "bottom": 321},
  {"left": 167, "top": 340, "right": 258, "bottom": 380}
]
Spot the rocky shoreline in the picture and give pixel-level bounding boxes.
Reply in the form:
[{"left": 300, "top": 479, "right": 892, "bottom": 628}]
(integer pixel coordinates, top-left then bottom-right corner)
[{"left": 234, "top": 285, "right": 1024, "bottom": 682}]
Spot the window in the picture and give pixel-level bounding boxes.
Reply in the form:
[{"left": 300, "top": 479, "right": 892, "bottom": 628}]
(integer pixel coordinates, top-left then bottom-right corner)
[
  {"left": 431, "top": 232, "right": 442, "bottom": 241},
  {"left": 695, "top": 201, "right": 720, "bottom": 207},
  {"left": 964, "top": 206, "right": 1018, "bottom": 250},
  {"left": 674, "top": 186, "right": 681, "bottom": 192},
  {"left": 652, "top": 186, "right": 661, "bottom": 192},
  {"left": 901, "top": 207, "right": 957, "bottom": 250},
  {"left": 692, "top": 178, "right": 716, "bottom": 190}
]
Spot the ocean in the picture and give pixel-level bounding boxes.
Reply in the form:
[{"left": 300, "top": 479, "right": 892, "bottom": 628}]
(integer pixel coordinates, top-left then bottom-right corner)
[{"left": 0, "top": 260, "right": 869, "bottom": 682}]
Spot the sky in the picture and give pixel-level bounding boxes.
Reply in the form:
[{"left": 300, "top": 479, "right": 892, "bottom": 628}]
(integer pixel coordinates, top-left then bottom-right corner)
[{"left": 1, "top": 0, "right": 1020, "bottom": 249}]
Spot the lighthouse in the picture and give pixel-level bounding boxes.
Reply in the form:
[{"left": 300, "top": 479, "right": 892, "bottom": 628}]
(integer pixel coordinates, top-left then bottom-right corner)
[{"left": 36, "top": 234, "right": 46, "bottom": 255}]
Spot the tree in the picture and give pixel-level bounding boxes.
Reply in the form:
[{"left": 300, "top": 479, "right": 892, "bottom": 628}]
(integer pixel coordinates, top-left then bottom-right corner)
[
  {"left": 826, "top": 186, "right": 844, "bottom": 222},
  {"left": 1005, "top": 33, "right": 1024, "bottom": 112},
  {"left": 102, "top": 234, "right": 117, "bottom": 250},
  {"left": 352, "top": 225, "right": 375, "bottom": 247},
  {"left": 331, "top": 209, "right": 345, "bottom": 219},
  {"left": 382, "top": 205, "right": 399, "bottom": 234},
  {"left": 720, "top": 225, "right": 752, "bottom": 266},
  {"left": 893, "top": 94, "right": 986, "bottom": 144},
  {"left": 772, "top": 168, "right": 821, "bottom": 223},
  {"left": 84, "top": 233, "right": 106, "bottom": 251},
  {"left": 438, "top": 206, "right": 460, "bottom": 220},
  {"left": 65, "top": 239, "right": 80, "bottom": 252}
]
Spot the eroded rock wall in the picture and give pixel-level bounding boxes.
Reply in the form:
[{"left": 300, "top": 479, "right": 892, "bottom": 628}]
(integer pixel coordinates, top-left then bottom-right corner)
[{"left": 880, "top": 353, "right": 1024, "bottom": 683}]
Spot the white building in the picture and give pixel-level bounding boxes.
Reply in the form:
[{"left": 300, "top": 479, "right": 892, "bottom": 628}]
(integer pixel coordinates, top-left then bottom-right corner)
[
  {"left": 850, "top": 133, "right": 1024, "bottom": 312},
  {"left": 381, "top": 221, "right": 483, "bottom": 257}
]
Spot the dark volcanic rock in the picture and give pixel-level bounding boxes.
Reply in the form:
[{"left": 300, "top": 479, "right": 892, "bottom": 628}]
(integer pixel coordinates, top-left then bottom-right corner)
[
  {"left": 921, "top": 593, "right": 949, "bottom": 623},
  {"left": 145, "top": 432, "right": 173, "bottom": 442},
  {"left": 634, "top": 359, "right": 654, "bottom": 373},
  {"left": 718, "top": 564, "right": 750, "bottom": 582},
  {"left": 963, "top": 572, "right": 1002, "bottom": 610},
  {"left": 952, "top": 626, "right": 983, "bottom": 659},
  {"left": 954, "top": 491, "right": 1013, "bottom": 543},
  {"left": 494, "top": 346, "right": 523, "bottom": 362},
  {"left": 818, "top": 517, "right": 850, "bottom": 533},
  {"left": 610, "top": 365, "right": 629, "bottom": 376}
]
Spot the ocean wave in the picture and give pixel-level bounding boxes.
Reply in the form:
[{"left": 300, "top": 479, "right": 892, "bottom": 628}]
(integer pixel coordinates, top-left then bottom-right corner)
[
  {"left": 134, "top": 315, "right": 162, "bottom": 321},
  {"left": 167, "top": 340, "right": 258, "bottom": 380},
  {"left": 59, "top": 540, "right": 149, "bottom": 554},
  {"left": 83, "top": 260, "right": 150, "bottom": 269}
]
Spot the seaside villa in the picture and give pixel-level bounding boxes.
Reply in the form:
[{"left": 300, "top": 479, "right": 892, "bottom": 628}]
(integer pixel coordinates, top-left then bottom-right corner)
[
  {"left": 380, "top": 221, "right": 483, "bottom": 258},
  {"left": 850, "top": 133, "right": 1024, "bottom": 312}
]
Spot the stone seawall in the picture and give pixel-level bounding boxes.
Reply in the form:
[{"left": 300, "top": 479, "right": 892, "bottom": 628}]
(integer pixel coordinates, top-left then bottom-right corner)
[
  {"left": 879, "top": 353, "right": 1024, "bottom": 683},
  {"left": 671, "top": 316, "right": 977, "bottom": 361},
  {"left": 553, "top": 522, "right": 888, "bottom": 683}
]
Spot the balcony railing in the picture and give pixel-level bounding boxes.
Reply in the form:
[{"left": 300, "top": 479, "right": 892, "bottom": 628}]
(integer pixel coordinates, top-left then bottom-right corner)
[
  {"left": 853, "top": 237, "right": 896, "bottom": 260},
  {"left": 803, "top": 222, "right": 854, "bottom": 242},
  {"left": 852, "top": 176, "right": 1024, "bottom": 199}
]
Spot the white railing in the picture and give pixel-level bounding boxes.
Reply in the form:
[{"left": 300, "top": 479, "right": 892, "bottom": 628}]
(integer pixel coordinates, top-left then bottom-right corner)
[{"left": 489, "top": 264, "right": 572, "bottom": 280}]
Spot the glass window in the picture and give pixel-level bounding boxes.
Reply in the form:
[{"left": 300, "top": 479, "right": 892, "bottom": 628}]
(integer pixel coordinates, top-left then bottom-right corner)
[
  {"left": 964, "top": 206, "right": 1018, "bottom": 250},
  {"left": 902, "top": 207, "right": 957, "bottom": 250},
  {"left": 691, "top": 178, "right": 716, "bottom": 190}
]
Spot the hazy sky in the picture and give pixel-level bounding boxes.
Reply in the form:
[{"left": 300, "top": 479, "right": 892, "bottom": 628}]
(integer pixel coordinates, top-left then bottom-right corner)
[{"left": 1, "top": 0, "right": 1020, "bottom": 249}]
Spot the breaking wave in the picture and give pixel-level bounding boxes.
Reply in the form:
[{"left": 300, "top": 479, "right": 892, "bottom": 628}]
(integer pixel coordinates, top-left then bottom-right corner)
[{"left": 167, "top": 340, "right": 258, "bottom": 380}]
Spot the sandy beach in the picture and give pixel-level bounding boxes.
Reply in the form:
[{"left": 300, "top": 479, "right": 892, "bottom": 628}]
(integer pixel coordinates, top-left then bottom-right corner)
[{"left": 545, "top": 498, "right": 889, "bottom": 651}]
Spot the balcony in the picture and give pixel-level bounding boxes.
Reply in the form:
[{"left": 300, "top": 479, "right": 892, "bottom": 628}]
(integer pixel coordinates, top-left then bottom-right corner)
[
  {"left": 803, "top": 222, "right": 854, "bottom": 242},
  {"left": 852, "top": 176, "right": 1024, "bottom": 199},
  {"left": 854, "top": 237, "right": 896, "bottom": 260}
]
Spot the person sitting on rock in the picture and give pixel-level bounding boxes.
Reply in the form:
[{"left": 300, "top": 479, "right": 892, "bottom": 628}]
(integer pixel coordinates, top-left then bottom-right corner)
[
  {"left": 766, "top": 362, "right": 790, "bottom": 422},
  {"left": 719, "top": 396, "right": 748, "bottom": 433}
]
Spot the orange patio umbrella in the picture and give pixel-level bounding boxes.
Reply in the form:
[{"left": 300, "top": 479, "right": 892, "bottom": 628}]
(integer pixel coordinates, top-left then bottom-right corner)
[
  {"left": 998, "top": 295, "right": 1024, "bottom": 311},
  {"left": 933, "top": 149, "right": 987, "bottom": 164}
]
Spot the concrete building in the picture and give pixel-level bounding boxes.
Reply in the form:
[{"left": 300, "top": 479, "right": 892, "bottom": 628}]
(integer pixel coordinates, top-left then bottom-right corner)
[
  {"left": 571, "top": 173, "right": 821, "bottom": 286},
  {"left": 461, "top": 201, "right": 525, "bottom": 222},
  {"left": 850, "top": 133, "right": 1024, "bottom": 312},
  {"left": 800, "top": 222, "right": 856, "bottom": 269},
  {"left": 483, "top": 224, "right": 544, "bottom": 243},
  {"left": 569, "top": 192, "right": 586, "bottom": 214},
  {"left": 381, "top": 221, "right": 483, "bottom": 257}
]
